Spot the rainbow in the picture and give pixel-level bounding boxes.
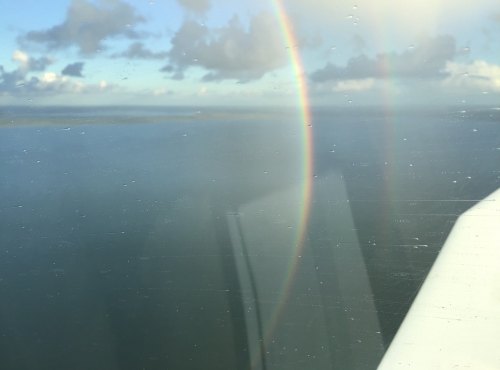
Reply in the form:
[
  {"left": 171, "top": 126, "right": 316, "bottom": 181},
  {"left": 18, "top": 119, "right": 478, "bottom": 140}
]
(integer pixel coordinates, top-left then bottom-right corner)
[{"left": 251, "top": 0, "right": 315, "bottom": 361}]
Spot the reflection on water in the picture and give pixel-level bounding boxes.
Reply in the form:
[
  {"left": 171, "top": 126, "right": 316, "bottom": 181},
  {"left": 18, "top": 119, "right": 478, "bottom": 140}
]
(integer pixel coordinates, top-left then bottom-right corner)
[
  {"left": 229, "top": 172, "right": 384, "bottom": 370},
  {"left": 0, "top": 107, "right": 498, "bottom": 369}
]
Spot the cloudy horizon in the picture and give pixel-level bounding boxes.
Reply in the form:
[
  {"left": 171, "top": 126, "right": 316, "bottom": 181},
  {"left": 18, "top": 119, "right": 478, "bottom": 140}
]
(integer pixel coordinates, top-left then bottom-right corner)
[{"left": 1, "top": 0, "right": 499, "bottom": 106}]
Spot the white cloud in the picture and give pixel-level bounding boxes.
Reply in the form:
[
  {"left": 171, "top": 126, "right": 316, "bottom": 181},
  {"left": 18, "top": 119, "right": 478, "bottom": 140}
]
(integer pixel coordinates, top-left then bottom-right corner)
[
  {"left": 152, "top": 87, "right": 173, "bottom": 96},
  {"left": 12, "top": 50, "right": 29, "bottom": 65},
  {"left": 444, "top": 60, "right": 500, "bottom": 92},
  {"left": 37, "top": 72, "right": 85, "bottom": 93},
  {"left": 12, "top": 50, "right": 53, "bottom": 72},
  {"left": 332, "top": 78, "right": 375, "bottom": 92}
]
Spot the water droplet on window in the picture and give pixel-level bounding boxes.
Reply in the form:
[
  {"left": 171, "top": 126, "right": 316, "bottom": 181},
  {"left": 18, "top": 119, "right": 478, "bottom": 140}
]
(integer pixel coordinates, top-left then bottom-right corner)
[
  {"left": 346, "top": 14, "right": 354, "bottom": 19},
  {"left": 353, "top": 5, "right": 358, "bottom": 10}
]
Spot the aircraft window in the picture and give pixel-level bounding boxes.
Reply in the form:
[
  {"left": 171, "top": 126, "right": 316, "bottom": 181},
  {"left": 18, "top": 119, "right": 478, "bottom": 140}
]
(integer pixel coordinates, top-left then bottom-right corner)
[{"left": 1, "top": 1, "right": 499, "bottom": 369}]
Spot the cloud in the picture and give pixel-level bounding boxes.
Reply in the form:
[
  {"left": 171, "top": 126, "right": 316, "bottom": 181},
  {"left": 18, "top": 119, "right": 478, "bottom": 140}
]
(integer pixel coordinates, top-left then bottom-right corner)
[
  {"left": 443, "top": 60, "right": 500, "bottom": 92},
  {"left": 0, "top": 50, "right": 56, "bottom": 93},
  {"left": 111, "top": 42, "right": 167, "bottom": 59},
  {"left": 177, "top": 0, "right": 210, "bottom": 14},
  {"left": 285, "top": 0, "right": 496, "bottom": 37},
  {"left": 35, "top": 72, "right": 85, "bottom": 93},
  {"left": 152, "top": 87, "right": 174, "bottom": 96},
  {"left": 351, "top": 34, "right": 366, "bottom": 53},
  {"left": 20, "top": 0, "right": 145, "bottom": 55},
  {"left": 162, "top": 13, "right": 288, "bottom": 82},
  {"left": 311, "top": 35, "right": 456, "bottom": 82},
  {"left": 1, "top": 57, "right": 113, "bottom": 97},
  {"left": 332, "top": 78, "right": 375, "bottom": 92},
  {"left": 12, "top": 50, "right": 53, "bottom": 72},
  {"left": 0, "top": 66, "right": 27, "bottom": 92},
  {"left": 0, "top": 68, "right": 84, "bottom": 95},
  {"left": 61, "top": 62, "right": 85, "bottom": 77}
]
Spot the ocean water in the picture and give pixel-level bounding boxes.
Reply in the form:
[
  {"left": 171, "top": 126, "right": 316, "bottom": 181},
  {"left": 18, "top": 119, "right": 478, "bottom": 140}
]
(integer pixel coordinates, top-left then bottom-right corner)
[{"left": 0, "top": 106, "right": 499, "bottom": 370}]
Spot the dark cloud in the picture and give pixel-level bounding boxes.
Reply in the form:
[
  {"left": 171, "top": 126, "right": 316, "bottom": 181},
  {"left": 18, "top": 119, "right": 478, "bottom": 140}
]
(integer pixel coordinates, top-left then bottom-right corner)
[
  {"left": 0, "top": 66, "right": 27, "bottom": 93},
  {"left": 162, "top": 13, "right": 288, "bottom": 82},
  {"left": 111, "top": 42, "right": 167, "bottom": 59},
  {"left": 26, "top": 56, "right": 53, "bottom": 71},
  {"left": 311, "top": 35, "right": 456, "bottom": 82},
  {"left": 177, "top": 0, "right": 210, "bottom": 14},
  {"left": 62, "top": 62, "right": 85, "bottom": 77},
  {"left": 20, "top": 0, "right": 145, "bottom": 55}
]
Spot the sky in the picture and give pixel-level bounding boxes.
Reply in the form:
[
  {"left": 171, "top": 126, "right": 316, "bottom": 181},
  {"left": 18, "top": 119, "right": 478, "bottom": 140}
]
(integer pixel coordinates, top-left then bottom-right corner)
[{"left": 0, "top": 0, "right": 499, "bottom": 106}]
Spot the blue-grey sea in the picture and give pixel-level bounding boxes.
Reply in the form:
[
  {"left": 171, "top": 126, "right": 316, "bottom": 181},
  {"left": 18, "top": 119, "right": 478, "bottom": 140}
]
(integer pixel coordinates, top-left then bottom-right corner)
[{"left": 1, "top": 106, "right": 499, "bottom": 370}]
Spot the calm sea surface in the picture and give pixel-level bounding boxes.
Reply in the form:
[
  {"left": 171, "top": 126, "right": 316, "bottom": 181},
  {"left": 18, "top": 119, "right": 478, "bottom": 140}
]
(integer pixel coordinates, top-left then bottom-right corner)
[{"left": 1, "top": 106, "right": 499, "bottom": 370}]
